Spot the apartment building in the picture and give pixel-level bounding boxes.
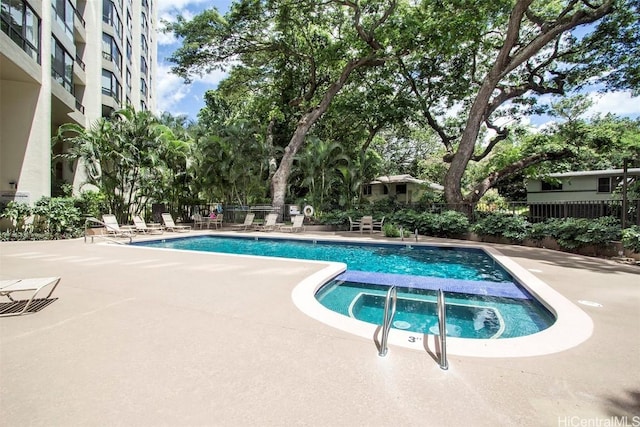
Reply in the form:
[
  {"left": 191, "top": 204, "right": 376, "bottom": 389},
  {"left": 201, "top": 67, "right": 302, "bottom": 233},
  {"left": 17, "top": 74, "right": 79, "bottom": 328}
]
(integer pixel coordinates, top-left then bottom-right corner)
[{"left": 0, "top": 0, "right": 157, "bottom": 205}]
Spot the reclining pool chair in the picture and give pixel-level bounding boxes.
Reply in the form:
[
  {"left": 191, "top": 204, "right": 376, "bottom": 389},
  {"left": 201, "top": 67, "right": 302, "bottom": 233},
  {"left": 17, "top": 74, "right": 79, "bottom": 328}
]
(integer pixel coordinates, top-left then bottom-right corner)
[
  {"left": 0, "top": 277, "right": 61, "bottom": 317},
  {"left": 231, "top": 213, "right": 256, "bottom": 231},
  {"left": 161, "top": 213, "right": 192, "bottom": 232},
  {"left": 133, "top": 215, "right": 164, "bottom": 234},
  {"left": 255, "top": 213, "right": 279, "bottom": 232},
  {"left": 280, "top": 215, "right": 305, "bottom": 233},
  {"left": 102, "top": 214, "right": 136, "bottom": 238}
]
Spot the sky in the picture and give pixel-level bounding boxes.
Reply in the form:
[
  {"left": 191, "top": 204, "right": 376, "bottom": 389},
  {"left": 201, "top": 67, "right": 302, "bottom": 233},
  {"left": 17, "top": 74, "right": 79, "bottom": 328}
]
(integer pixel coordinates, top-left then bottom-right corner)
[{"left": 154, "top": 0, "right": 640, "bottom": 127}]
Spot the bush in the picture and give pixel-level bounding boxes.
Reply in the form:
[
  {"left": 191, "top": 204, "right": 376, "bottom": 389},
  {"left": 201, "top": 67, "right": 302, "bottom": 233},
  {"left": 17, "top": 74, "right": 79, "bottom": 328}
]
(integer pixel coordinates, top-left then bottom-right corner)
[
  {"left": 543, "top": 217, "right": 620, "bottom": 250},
  {"left": 472, "top": 213, "right": 530, "bottom": 242},
  {"left": 382, "top": 223, "right": 401, "bottom": 238},
  {"left": 621, "top": 226, "right": 640, "bottom": 253},
  {"left": 431, "top": 210, "right": 470, "bottom": 238}
]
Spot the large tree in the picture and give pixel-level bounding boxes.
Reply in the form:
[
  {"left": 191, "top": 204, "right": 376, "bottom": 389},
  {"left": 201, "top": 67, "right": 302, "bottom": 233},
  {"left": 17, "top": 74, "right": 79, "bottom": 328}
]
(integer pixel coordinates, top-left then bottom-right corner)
[
  {"left": 166, "top": 0, "right": 400, "bottom": 209},
  {"left": 396, "top": 0, "right": 639, "bottom": 206}
]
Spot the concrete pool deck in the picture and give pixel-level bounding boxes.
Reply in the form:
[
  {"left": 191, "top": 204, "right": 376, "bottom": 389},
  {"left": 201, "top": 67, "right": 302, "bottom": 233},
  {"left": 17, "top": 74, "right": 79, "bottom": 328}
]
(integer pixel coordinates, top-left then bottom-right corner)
[{"left": 1, "top": 230, "right": 638, "bottom": 426}]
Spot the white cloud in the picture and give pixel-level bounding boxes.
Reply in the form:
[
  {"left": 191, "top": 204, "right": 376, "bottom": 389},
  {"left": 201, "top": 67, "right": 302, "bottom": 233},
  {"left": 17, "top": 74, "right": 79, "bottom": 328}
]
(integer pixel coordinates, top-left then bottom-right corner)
[
  {"left": 155, "top": 63, "right": 191, "bottom": 113},
  {"left": 586, "top": 91, "right": 640, "bottom": 117}
]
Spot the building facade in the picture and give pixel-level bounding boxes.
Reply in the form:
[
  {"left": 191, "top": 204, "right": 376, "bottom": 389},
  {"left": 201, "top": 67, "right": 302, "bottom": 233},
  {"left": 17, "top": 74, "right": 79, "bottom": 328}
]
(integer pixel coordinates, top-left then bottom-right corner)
[
  {"left": 1, "top": 0, "right": 157, "bottom": 205},
  {"left": 362, "top": 174, "right": 444, "bottom": 204}
]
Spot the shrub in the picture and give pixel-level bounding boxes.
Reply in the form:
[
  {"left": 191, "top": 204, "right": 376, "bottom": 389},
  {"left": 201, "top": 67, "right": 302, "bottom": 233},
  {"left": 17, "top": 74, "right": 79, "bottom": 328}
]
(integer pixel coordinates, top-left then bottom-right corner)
[
  {"left": 0, "top": 201, "right": 33, "bottom": 230},
  {"left": 621, "top": 226, "right": 640, "bottom": 253},
  {"left": 382, "top": 223, "right": 401, "bottom": 238},
  {"left": 431, "top": 210, "right": 470, "bottom": 238},
  {"left": 543, "top": 217, "right": 620, "bottom": 250},
  {"left": 472, "top": 213, "right": 530, "bottom": 242}
]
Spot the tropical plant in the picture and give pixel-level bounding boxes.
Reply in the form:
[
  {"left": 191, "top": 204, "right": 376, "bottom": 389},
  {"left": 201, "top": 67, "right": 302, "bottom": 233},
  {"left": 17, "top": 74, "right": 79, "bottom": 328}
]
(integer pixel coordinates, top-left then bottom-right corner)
[{"left": 621, "top": 226, "right": 640, "bottom": 253}]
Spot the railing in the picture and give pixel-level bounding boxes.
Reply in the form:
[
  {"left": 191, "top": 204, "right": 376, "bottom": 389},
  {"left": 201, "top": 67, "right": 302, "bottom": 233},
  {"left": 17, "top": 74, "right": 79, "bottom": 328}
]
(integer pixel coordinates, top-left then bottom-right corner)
[
  {"left": 378, "top": 285, "right": 397, "bottom": 357},
  {"left": 437, "top": 289, "right": 448, "bottom": 370}
]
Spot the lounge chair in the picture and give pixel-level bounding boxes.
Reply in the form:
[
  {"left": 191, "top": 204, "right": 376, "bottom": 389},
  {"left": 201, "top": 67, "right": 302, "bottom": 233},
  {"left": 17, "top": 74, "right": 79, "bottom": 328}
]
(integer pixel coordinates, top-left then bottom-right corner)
[
  {"left": 373, "top": 216, "right": 385, "bottom": 232},
  {"left": 255, "top": 213, "right": 279, "bottom": 232},
  {"left": 133, "top": 215, "right": 164, "bottom": 234},
  {"left": 348, "top": 216, "right": 361, "bottom": 232},
  {"left": 280, "top": 215, "right": 305, "bottom": 233},
  {"left": 0, "top": 277, "right": 61, "bottom": 317},
  {"left": 360, "top": 215, "right": 373, "bottom": 234},
  {"left": 102, "top": 214, "right": 136, "bottom": 238},
  {"left": 161, "top": 213, "right": 192, "bottom": 232},
  {"left": 231, "top": 213, "right": 256, "bottom": 231}
]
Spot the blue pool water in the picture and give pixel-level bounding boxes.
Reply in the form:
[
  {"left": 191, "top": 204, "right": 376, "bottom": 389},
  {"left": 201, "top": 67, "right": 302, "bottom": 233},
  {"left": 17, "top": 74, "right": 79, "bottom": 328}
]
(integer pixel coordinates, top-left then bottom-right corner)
[{"left": 134, "top": 236, "right": 555, "bottom": 338}]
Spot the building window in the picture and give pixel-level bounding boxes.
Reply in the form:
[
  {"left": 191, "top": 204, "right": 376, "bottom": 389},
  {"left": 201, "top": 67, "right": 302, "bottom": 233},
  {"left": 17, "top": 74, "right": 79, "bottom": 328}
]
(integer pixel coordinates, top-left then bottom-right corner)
[
  {"left": 126, "top": 10, "right": 131, "bottom": 33},
  {"left": 141, "top": 11, "right": 147, "bottom": 35},
  {"left": 383, "top": 185, "right": 388, "bottom": 195},
  {"left": 140, "top": 78, "right": 147, "bottom": 97},
  {"left": 102, "top": 0, "right": 122, "bottom": 41},
  {"left": 140, "top": 56, "right": 147, "bottom": 75},
  {"left": 126, "top": 68, "right": 131, "bottom": 92},
  {"left": 102, "top": 69, "right": 121, "bottom": 102},
  {"left": 597, "top": 177, "right": 621, "bottom": 193},
  {"left": 396, "top": 184, "right": 407, "bottom": 194},
  {"left": 102, "top": 33, "right": 122, "bottom": 72},
  {"left": 363, "top": 185, "right": 372, "bottom": 195},
  {"left": 140, "top": 100, "right": 147, "bottom": 111},
  {"left": 141, "top": 34, "right": 148, "bottom": 55},
  {"left": 126, "top": 40, "right": 132, "bottom": 63},
  {"left": 1, "top": 0, "right": 40, "bottom": 62},
  {"left": 52, "top": 0, "right": 74, "bottom": 39},
  {"left": 541, "top": 182, "right": 562, "bottom": 191},
  {"left": 52, "top": 36, "right": 73, "bottom": 93}
]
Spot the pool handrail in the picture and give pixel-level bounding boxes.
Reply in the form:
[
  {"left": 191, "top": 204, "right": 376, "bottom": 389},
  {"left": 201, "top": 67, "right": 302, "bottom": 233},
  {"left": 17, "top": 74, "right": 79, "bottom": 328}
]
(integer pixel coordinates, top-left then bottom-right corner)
[
  {"left": 378, "top": 285, "right": 397, "bottom": 357},
  {"left": 438, "top": 289, "right": 449, "bottom": 370}
]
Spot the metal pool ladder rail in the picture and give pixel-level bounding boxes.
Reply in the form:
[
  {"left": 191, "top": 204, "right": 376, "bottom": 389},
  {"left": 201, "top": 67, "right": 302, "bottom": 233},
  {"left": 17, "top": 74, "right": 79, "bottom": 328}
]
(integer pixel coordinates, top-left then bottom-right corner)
[
  {"left": 378, "top": 285, "right": 397, "bottom": 357},
  {"left": 437, "top": 289, "right": 449, "bottom": 370}
]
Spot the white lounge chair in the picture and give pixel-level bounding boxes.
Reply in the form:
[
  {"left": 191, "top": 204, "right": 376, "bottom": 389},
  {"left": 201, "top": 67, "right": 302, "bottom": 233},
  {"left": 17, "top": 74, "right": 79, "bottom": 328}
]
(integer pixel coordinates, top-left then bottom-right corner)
[
  {"left": 102, "top": 214, "right": 136, "bottom": 238},
  {"left": 348, "top": 216, "right": 361, "bottom": 232},
  {"left": 280, "top": 215, "right": 305, "bottom": 233},
  {"left": 0, "top": 277, "right": 61, "bottom": 317},
  {"left": 161, "top": 213, "right": 191, "bottom": 232},
  {"left": 255, "top": 213, "right": 279, "bottom": 232},
  {"left": 133, "top": 215, "right": 164, "bottom": 234},
  {"left": 231, "top": 213, "right": 256, "bottom": 231}
]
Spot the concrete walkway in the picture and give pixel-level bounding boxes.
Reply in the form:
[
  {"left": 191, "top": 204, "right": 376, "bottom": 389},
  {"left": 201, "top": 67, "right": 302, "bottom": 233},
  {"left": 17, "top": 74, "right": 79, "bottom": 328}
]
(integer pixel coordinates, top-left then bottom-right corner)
[{"left": 1, "top": 231, "right": 638, "bottom": 426}]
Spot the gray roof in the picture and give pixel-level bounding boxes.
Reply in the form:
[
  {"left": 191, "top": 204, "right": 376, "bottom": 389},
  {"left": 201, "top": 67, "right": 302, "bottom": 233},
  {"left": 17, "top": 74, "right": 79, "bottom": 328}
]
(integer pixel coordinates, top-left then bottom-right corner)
[
  {"left": 548, "top": 168, "right": 640, "bottom": 178},
  {"left": 369, "top": 174, "right": 444, "bottom": 191}
]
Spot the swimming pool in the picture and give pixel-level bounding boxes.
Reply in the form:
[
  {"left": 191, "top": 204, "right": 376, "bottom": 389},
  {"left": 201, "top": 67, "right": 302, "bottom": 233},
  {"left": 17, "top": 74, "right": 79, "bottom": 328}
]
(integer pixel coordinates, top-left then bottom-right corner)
[
  {"left": 134, "top": 235, "right": 555, "bottom": 339},
  {"left": 130, "top": 233, "right": 592, "bottom": 357}
]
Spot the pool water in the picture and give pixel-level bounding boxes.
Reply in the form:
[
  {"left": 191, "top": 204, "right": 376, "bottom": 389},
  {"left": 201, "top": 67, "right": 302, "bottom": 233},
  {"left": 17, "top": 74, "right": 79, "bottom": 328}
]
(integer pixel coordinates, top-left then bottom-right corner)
[{"left": 134, "top": 236, "right": 555, "bottom": 338}]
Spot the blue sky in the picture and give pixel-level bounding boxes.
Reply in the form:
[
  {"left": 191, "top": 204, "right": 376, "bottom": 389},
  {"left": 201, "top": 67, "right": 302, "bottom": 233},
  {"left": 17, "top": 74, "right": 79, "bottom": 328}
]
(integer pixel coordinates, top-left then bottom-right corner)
[{"left": 155, "top": 1, "right": 639, "bottom": 127}]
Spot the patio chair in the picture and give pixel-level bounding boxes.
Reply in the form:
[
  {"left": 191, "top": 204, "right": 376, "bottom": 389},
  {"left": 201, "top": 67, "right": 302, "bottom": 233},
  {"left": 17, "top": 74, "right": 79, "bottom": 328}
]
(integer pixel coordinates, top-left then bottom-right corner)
[
  {"left": 193, "top": 213, "right": 206, "bottom": 230},
  {"left": 209, "top": 213, "right": 224, "bottom": 229},
  {"left": 348, "top": 216, "right": 361, "bottom": 232},
  {"left": 373, "top": 216, "right": 385, "bottom": 232},
  {"left": 161, "top": 213, "right": 192, "bottom": 232},
  {"left": 280, "top": 215, "right": 305, "bottom": 233},
  {"left": 360, "top": 216, "right": 373, "bottom": 234},
  {"left": 231, "top": 213, "right": 256, "bottom": 231},
  {"left": 133, "top": 215, "right": 164, "bottom": 234},
  {"left": 255, "top": 213, "right": 279, "bottom": 232},
  {"left": 0, "top": 277, "right": 61, "bottom": 317},
  {"left": 102, "top": 214, "right": 136, "bottom": 238}
]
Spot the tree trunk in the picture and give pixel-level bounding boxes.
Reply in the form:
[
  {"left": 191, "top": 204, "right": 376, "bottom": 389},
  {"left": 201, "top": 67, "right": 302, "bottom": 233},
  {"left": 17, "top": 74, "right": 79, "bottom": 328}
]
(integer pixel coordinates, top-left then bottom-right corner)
[{"left": 270, "top": 57, "right": 384, "bottom": 209}]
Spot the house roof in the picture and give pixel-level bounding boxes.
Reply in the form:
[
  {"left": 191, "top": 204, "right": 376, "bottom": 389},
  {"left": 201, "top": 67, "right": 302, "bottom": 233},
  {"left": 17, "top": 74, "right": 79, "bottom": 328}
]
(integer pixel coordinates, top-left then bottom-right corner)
[
  {"left": 369, "top": 174, "right": 444, "bottom": 191},
  {"left": 547, "top": 168, "right": 640, "bottom": 178}
]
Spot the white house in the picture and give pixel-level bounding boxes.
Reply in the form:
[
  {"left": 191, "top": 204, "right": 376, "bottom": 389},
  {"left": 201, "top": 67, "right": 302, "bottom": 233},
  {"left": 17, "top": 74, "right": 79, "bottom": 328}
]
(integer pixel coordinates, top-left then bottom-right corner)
[
  {"left": 363, "top": 174, "right": 443, "bottom": 204},
  {"left": 526, "top": 168, "right": 640, "bottom": 203}
]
